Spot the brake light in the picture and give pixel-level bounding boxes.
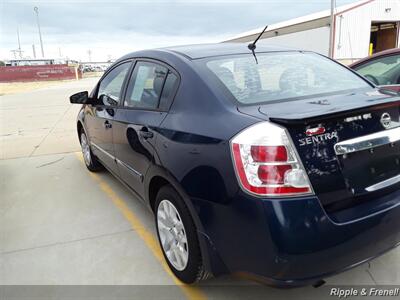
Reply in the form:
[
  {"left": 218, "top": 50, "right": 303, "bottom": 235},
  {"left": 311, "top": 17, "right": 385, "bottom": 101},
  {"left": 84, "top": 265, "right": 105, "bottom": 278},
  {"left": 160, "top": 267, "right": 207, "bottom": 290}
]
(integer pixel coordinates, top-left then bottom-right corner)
[
  {"left": 231, "top": 122, "right": 313, "bottom": 197},
  {"left": 251, "top": 145, "right": 288, "bottom": 162}
]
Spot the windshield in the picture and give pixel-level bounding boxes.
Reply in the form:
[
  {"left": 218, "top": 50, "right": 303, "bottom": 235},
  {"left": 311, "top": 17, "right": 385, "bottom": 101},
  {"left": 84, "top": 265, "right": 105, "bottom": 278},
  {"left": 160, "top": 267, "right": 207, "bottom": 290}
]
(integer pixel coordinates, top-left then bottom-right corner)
[{"left": 204, "top": 52, "right": 371, "bottom": 105}]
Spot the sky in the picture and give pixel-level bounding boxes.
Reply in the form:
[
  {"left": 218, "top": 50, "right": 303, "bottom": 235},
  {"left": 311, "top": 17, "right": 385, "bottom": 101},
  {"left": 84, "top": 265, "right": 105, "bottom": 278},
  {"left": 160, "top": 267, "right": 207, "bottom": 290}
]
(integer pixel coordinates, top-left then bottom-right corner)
[{"left": 1, "top": 0, "right": 358, "bottom": 62}]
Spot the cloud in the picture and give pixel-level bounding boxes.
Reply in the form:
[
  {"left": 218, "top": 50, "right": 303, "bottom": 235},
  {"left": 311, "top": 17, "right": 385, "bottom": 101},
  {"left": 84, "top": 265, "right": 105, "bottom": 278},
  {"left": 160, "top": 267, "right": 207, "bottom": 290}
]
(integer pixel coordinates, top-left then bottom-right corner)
[{"left": 1, "top": 0, "right": 357, "bottom": 60}]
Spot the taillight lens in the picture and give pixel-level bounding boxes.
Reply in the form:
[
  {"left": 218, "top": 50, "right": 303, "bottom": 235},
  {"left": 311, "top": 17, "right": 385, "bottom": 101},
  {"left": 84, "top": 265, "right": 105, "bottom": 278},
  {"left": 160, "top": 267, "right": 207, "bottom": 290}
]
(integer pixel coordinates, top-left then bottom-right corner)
[
  {"left": 258, "top": 164, "right": 292, "bottom": 184},
  {"left": 231, "top": 122, "right": 313, "bottom": 197},
  {"left": 251, "top": 145, "right": 288, "bottom": 162}
]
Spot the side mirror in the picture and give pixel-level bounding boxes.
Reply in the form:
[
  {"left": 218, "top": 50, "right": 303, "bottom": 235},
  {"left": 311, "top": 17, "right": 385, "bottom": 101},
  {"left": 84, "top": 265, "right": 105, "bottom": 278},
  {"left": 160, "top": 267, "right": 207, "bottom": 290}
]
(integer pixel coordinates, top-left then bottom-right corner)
[{"left": 70, "top": 91, "right": 93, "bottom": 104}]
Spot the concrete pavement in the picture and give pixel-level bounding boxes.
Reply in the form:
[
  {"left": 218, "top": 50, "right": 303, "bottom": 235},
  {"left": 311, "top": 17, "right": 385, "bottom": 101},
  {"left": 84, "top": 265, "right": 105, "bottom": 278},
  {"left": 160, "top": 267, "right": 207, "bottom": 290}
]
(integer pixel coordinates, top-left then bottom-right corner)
[
  {"left": 0, "top": 79, "right": 398, "bottom": 299},
  {"left": 0, "top": 79, "right": 95, "bottom": 159}
]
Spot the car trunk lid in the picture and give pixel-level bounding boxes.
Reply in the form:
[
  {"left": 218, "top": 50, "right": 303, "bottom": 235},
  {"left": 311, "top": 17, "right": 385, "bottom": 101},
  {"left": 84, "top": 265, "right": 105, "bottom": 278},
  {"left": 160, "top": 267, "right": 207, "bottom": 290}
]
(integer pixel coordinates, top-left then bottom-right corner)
[{"left": 238, "top": 89, "right": 400, "bottom": 212}]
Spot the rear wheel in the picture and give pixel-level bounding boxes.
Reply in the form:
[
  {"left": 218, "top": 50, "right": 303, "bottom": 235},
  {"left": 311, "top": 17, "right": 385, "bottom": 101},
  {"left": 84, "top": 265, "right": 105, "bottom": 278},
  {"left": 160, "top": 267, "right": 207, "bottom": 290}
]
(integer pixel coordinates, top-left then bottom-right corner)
[
  {"left": 155, "top": 185, "right": 205, "bottom": 283},
  {"left": 80, "top": 129, "right": 103, "bottom": 172}
]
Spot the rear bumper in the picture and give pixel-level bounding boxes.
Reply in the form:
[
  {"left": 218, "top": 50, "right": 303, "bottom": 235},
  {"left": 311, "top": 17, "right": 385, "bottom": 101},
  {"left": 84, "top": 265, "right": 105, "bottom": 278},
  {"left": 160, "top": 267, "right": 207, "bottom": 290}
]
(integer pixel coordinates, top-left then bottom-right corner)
[
  {"left": 260, "top": 189, "right": 400, "bottom": 286},
  {"left": 198, "top": 188, "right": 400, "bottom": 286},
  {"left": 235, "top": 238, "right": 400, "bottom": 287}
]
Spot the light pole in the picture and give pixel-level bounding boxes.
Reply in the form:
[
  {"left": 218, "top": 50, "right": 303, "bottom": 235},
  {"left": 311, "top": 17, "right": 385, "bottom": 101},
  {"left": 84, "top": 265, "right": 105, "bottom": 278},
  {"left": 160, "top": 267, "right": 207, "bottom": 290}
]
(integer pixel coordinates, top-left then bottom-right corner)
[
  {"left": 328, "top": 0, "right": 335, "bottom": 58},
  {"left": 34, "top": 6, "right": 45, "bottom": 58}
]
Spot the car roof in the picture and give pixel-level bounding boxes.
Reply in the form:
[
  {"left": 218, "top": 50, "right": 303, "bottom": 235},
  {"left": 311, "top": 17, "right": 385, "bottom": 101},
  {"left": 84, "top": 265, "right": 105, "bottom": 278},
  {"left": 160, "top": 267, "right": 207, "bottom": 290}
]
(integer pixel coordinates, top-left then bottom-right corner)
[
  {"left": 120, "top": 43, "right": 297, "bottom": 61},
  {"left": 162, "top": 43, "right": 296, "bottom": 59},
  {"left": 349, "top": 48, "right": 400, "bottom": 68}
]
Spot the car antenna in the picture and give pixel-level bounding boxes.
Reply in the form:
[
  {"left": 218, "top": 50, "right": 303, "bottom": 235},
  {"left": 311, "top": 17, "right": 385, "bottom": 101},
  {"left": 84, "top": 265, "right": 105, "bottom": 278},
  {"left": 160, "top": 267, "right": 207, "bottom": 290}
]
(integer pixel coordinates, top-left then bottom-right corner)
[{"left": 247, "top": 25, "right": 268, "bottom": 64}]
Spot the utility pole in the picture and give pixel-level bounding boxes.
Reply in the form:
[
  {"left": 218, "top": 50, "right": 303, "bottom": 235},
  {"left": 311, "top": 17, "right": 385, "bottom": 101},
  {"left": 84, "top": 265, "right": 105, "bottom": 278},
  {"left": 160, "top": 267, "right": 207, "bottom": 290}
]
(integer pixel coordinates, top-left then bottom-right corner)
[
  {"left": 17, "top": 28, "right": 23, "bottom": 58},
  {"left": 32, "top": 44, "right": 37, "bottom": 58},
  {"left": 329, "top": 0, "right": 335, "bottom": 58},
  {"left": 34, "top": 6, "right": 45, "bottom": 58}
]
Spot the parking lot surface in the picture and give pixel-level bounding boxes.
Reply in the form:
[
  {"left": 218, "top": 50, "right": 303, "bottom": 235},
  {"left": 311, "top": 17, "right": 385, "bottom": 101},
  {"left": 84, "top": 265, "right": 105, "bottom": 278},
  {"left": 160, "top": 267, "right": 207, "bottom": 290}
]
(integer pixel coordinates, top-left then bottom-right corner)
[{"left": 0, "top": 79, "right": 399, "bottom": 299}]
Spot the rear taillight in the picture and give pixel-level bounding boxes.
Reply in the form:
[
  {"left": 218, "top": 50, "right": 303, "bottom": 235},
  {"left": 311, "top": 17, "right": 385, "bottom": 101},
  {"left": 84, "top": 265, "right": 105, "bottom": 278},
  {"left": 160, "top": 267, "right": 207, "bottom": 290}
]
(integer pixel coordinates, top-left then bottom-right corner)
[{"left": 231, "top": 122, "right": 313, "bottom": 197}]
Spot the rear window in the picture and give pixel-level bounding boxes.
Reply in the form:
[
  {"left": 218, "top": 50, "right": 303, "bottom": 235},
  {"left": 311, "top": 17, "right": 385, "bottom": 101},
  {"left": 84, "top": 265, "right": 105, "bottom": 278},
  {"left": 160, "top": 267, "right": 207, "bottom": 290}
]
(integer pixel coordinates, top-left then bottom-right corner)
[{"left": 204, "top": 52, "right": 371, "bottom": 104}]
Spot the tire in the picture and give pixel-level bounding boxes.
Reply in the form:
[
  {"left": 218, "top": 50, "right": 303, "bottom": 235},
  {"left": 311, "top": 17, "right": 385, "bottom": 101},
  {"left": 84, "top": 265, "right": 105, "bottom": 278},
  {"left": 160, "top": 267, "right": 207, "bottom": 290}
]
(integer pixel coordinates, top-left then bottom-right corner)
[
  {"left": 79, "top": 129, "right": 103, "bottom": 172},
  {"left": 155, "top": 185, "right": 205, "bottom": 283}
]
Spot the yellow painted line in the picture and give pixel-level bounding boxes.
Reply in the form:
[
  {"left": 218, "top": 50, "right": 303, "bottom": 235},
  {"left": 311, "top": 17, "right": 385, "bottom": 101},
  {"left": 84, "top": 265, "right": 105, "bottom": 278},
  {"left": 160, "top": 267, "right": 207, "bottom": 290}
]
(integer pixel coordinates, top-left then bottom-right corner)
[{"left": 75, "top": 152, "right": 207, "bottom": 300}]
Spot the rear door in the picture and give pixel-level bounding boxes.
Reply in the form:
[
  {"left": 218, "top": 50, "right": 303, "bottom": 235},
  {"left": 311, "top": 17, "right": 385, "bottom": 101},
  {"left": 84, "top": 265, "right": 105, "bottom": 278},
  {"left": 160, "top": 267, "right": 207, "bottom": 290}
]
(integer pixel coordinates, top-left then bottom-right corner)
[
  {"left": 85, "top": 61, "right": 131, "bottom": 173},
  {"left": 113, "top": 60, "right": 179, "bottom": 198}
]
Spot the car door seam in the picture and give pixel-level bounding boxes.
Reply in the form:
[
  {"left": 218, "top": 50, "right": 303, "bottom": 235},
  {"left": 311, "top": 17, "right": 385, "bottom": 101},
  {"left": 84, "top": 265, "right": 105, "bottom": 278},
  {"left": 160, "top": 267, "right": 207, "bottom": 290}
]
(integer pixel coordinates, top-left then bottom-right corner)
[{"left": 91, "top": 142, "right": 144, "bottom": 178}]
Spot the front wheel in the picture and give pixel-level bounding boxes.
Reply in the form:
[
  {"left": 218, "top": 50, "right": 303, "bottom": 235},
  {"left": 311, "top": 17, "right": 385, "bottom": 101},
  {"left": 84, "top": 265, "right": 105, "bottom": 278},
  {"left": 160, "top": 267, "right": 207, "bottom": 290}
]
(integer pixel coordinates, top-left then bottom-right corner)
[
  {"left": 155, "top": 185, "right": 206, "bottom": 283},
  {"left": 80, "top": 130, "right": 103, "bottom": 172}
]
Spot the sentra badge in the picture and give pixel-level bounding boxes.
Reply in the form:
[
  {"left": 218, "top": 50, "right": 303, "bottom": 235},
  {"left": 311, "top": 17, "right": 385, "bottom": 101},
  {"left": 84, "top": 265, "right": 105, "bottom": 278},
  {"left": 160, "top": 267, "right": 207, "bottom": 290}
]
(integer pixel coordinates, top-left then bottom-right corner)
[{"left": 299, "top": 131, "right": 338, "bottom": 146}]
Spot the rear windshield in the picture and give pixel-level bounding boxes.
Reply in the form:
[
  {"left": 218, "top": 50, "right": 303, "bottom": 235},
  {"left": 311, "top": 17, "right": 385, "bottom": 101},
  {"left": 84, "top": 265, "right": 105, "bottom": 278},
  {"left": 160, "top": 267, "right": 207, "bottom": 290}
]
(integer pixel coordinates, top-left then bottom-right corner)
[{"left": 204, "top": 52, "right": 371, "bottom": 104}]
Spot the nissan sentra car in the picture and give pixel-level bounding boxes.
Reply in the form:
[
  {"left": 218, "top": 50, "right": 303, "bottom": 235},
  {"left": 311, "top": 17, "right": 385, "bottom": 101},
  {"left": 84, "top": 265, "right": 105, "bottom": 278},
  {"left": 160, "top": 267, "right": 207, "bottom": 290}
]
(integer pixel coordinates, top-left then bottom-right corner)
[{"left": 70, "top": 43, "right": 400, "bottom": 287}]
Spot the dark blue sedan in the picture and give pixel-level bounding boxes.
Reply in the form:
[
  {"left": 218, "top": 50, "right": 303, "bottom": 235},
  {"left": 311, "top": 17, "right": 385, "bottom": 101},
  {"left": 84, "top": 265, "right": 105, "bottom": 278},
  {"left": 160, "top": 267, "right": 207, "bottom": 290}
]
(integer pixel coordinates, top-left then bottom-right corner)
[{"left": 70, "top": 43, "right": 400, "bottom": 287}]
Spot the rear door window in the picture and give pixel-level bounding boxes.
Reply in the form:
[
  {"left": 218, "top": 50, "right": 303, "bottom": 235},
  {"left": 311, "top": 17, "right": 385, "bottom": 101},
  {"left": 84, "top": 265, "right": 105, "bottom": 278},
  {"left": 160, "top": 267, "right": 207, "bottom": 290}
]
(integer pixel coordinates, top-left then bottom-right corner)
[
  {"left": 124, "top": 62, "right": 168, "bottom": 109},
  {"left": 159, "top": 72, "right": 178, "bottom": 111}
]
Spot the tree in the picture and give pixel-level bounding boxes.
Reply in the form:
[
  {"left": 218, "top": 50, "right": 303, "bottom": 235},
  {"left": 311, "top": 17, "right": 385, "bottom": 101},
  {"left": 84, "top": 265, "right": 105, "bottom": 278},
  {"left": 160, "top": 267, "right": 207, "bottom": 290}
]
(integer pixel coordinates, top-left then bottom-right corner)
[{"left": 0, "top": 61, "right": 5, "bottom": 67}]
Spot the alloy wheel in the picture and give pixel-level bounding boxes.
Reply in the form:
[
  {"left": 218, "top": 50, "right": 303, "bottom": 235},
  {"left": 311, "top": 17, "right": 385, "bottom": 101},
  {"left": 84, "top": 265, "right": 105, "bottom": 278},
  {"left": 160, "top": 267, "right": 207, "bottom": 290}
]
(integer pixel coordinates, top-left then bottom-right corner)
[
  {"left": 80, "top": 132, "right": 91, "bottom": 166},
  {"left": 157, "top": 199, "right": 189, "bottom": 271}
]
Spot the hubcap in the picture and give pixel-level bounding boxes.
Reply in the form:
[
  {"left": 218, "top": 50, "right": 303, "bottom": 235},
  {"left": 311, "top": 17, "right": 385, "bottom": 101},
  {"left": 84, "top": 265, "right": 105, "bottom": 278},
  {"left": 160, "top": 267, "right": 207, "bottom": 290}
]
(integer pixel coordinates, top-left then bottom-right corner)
[
  {"left": 157, "top": 200, "right": 189, "bottom": 271},
  {"left": 80, "top": 133, "right": 91, "bottom": 166}
]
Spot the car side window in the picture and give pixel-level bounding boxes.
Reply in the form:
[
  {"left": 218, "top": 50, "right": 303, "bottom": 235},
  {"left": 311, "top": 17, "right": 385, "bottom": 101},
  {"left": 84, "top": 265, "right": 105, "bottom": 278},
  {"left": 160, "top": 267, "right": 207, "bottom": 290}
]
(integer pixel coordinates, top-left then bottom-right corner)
[
  {"left": 124, "top": 62, "right": 168, "bottom": 109},
  {"left": 159, "top": 72, "right": 178, "bottom": 111},
  {"left": 97, "top": 62, "right": 131, "bottom": 106},
  {"left": 354, "top": 54, "right": 400, "bottom": 86}
]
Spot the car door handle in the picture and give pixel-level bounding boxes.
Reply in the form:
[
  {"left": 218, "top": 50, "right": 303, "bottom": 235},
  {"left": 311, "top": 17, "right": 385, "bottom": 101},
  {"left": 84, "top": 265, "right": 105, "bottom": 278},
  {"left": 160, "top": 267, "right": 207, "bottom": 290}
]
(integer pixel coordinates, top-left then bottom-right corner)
[
  {"left": 139, "top": 128, "right": 153, "bottom": 139},
  {"left": 104, "top": 120, "right": 112, "bottom": 129}
]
